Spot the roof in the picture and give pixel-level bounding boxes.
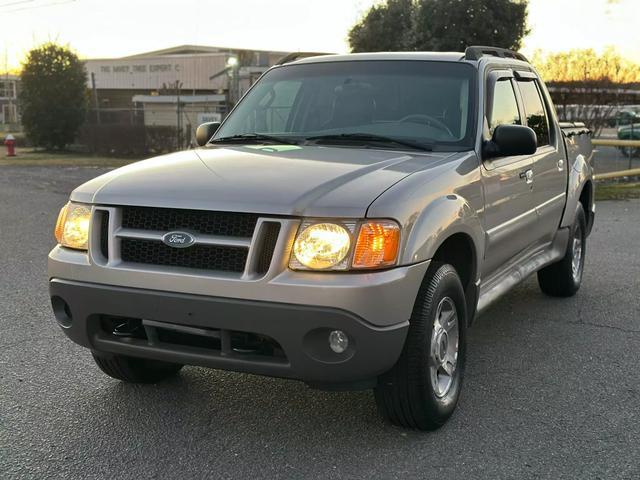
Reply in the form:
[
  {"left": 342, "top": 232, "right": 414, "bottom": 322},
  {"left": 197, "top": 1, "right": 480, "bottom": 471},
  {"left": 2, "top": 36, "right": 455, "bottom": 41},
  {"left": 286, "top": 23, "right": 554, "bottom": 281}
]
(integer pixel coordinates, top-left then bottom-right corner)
[
  {"left": 290, "top": 52, "right": 467, "bottom": 64},
  {"left": 289, "top": 51, "right": 532, "bottom": 68}
]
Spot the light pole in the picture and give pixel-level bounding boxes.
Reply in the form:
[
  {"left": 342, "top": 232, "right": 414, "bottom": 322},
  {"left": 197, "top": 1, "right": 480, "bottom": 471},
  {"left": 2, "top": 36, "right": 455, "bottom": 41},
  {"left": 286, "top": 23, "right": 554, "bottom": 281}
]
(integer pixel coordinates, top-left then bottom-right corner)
[{"left": 226, "top": 56, "right": 240, "bottom": 111}]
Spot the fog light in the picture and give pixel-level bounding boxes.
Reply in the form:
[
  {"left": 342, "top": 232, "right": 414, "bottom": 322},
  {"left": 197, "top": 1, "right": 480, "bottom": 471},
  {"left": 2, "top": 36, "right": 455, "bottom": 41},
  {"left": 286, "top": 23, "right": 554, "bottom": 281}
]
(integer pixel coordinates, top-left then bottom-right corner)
[{"left": 328, "top": 330, "right": 349, "bottom": 353}]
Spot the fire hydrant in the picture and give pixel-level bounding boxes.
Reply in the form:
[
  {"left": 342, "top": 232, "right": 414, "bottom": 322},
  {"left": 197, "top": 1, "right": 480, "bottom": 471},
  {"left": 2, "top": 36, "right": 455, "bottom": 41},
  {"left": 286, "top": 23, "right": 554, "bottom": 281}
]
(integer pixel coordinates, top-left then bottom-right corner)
[{"left": 4, "top": 134, "right": 16, "bottom": 157}]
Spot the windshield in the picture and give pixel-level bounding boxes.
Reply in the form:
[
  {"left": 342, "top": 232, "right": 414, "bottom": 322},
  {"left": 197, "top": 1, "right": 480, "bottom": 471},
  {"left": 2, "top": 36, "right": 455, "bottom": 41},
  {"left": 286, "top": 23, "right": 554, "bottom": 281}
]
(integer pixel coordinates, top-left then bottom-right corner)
[{"left": 213, "top": 60, "right": 477, "bottom": 151}]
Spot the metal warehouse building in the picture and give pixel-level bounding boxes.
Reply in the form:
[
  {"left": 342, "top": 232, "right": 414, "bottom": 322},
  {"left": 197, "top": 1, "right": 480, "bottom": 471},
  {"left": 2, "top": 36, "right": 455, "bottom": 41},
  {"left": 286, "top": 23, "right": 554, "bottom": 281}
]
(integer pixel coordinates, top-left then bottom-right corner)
[{"left": 84, "top": 45, "right": 294, "bottom": 128}]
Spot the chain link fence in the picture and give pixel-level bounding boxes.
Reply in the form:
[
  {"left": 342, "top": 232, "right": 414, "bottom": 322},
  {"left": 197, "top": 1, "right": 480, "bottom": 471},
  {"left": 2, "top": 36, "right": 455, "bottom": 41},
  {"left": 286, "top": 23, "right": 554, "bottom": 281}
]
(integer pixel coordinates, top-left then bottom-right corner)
[{"left": 75, "top": 104, "right": 225, "bottom": 156}]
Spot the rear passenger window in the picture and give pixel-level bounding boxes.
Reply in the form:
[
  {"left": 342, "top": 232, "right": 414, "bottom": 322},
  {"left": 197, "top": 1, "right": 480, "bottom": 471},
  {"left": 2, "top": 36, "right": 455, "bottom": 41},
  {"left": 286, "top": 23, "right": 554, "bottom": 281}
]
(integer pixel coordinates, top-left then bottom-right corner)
[
  {"left": 489, "top": 79, "right": 520, "bottom": 134},
  {"left": 517, "top": 80, "right": 550, "bottom": 146}
]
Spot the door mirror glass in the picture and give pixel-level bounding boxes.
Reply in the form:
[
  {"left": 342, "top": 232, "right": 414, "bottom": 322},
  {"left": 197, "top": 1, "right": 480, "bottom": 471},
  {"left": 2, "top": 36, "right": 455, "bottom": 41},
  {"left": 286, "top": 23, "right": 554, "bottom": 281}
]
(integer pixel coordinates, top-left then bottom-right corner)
[
  {"left": 485, "top": 124, "right": 537, "bottom": 158},
  {"left": 196, "top": 122, "right": 221, "bottom": 146}
]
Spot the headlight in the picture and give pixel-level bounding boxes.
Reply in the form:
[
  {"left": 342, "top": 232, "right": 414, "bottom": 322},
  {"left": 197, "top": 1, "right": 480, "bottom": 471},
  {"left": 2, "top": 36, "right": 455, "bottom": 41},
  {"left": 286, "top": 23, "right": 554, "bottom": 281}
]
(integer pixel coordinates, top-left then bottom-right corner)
[
  {"left": 291, "top": 223, "right": 352, "bottom": 270},
  {"left": 54, "top": 202, "right": 91, "bottom": 250},
  {"left": 289, "top": 219, "right": 400, "bottom": 271}
]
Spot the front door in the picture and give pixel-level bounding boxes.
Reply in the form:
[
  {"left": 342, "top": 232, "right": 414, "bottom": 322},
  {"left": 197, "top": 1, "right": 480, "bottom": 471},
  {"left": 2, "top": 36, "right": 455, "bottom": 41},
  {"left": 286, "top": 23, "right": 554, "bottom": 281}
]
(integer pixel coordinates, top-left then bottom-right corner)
[{"left": 481, "top": 74, "right": 537, "bottom": 277}]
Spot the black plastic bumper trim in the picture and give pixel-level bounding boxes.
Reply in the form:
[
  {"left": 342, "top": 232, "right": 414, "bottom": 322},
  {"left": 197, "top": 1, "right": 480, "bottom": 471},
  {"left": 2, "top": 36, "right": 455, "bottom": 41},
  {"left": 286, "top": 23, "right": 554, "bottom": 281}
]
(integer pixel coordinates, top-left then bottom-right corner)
[{"left": 49, "top": 279, "right": 408, "bottom": 387}]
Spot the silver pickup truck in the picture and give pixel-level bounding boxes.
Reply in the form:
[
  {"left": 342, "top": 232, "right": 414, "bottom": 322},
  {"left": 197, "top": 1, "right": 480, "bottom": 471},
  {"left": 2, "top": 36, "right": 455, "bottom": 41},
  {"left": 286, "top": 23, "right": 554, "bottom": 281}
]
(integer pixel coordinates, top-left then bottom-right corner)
[{"left": 49, "top": 46, "right": 594, "bottom": 430}]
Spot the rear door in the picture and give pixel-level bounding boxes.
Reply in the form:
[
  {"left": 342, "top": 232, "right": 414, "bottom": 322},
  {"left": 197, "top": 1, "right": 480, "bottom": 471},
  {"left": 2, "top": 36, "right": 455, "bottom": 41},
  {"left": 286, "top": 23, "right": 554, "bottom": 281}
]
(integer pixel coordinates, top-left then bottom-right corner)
[
  {"left": 480, "top": 70, "right": 537, "bottom": 277},
  {"left": 515, "top": 73, "right": 567, "bottom": 243}
]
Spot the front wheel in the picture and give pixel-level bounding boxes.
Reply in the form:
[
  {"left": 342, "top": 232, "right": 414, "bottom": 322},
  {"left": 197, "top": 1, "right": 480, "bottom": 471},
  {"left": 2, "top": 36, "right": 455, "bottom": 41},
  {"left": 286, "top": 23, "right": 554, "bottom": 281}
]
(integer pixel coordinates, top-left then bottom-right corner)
[
  {"left": 537, "top": 203, "right": 587, "bottom": 297},
  {"left": 374, "top": 262, "right": 467, "bottom": 430}
]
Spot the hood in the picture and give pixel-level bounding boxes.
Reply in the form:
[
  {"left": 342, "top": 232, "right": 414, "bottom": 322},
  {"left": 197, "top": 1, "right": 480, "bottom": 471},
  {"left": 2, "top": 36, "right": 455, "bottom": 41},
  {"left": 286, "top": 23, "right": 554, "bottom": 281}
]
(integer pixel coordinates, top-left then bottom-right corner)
[{"left": 72, "top": 145, "right": 453, "bottom": 218}]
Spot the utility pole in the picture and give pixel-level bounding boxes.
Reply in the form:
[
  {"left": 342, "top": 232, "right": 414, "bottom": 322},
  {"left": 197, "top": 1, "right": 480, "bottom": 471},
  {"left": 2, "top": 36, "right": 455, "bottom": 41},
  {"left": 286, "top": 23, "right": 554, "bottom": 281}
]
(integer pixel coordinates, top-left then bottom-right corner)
[
  {"left": 175, "top": 80, "right": 183, "bottom": 150},
  {"left": 91, "top": 72, "right": 101, "bottom": 125},
  {"left": 630, "top": 122, "right": 635, "bottom": 170}
]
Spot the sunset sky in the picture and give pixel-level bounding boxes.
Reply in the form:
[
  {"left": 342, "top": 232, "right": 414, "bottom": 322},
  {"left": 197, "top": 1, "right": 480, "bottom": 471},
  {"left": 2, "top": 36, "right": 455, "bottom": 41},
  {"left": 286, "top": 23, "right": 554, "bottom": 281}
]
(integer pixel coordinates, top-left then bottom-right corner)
[{"left": 1, "top": 0, "right": 639, "bottom": 70}]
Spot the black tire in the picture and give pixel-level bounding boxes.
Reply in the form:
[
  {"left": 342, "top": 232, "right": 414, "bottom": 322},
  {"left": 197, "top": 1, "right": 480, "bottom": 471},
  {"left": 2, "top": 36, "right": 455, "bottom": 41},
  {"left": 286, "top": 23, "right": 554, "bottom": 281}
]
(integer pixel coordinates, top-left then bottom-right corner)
[
  {"left": 92, "top": 352, "right": 183, "bottom": 383},
  {"left": 374, "top": 262, "right": 467, "bottom": 430},
  {"left": 537, "top": 203, "right": 586, "bottom": 297}
]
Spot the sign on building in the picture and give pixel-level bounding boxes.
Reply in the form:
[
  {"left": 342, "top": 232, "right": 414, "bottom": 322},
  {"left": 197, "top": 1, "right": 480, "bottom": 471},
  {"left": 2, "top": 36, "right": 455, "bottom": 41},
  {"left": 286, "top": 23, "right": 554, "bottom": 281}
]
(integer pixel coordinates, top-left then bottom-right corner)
[{"left": 197, "top": 112, "right": 222, "bottom": 124}]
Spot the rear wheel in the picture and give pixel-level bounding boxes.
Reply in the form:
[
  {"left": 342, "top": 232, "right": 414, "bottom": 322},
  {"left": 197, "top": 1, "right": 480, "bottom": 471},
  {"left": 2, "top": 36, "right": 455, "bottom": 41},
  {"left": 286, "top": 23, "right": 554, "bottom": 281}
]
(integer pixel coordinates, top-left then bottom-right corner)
[
  {"left": 537, "top": 203, "right": 586, "bottom": 297},
  {"left": 92, "top": 352, "right": 183, "bottom": 383},
  {"left": 374, "top": 263, "right": 467, "bottom": 430}
]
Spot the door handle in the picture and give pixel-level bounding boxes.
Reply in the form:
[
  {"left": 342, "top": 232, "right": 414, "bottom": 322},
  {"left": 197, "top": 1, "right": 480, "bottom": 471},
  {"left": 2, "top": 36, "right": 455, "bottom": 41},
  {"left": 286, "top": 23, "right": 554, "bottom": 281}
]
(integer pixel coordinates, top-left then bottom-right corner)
[{"left": 519, "top": 169, "right": 533, "bottom": 184}]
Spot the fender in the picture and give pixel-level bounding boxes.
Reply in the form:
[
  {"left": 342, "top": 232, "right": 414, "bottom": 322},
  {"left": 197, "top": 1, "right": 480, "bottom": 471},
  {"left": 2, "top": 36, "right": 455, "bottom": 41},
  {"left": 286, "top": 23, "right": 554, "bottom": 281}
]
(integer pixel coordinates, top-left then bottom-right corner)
[
  {"left": 560, "top": 153, "right": 593, "bottom": 229},
  {"left": 401, "top": 194, "right": 484, "bottom": 275}
]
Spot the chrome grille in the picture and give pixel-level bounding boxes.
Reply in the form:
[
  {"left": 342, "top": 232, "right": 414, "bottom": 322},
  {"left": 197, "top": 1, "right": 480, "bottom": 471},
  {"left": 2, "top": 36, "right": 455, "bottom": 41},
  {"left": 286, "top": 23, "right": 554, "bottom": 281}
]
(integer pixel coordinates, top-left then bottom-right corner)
[{"left": 96, "top": 206, "right": 285, "bottom": 277}]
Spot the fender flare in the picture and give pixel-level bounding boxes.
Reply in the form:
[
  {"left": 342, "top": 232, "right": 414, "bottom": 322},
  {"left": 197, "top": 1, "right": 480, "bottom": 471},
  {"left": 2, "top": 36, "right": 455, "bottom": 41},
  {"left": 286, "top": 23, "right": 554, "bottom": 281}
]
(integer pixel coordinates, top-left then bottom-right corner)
[
  {"left": 561, "top": 154, "right": 593, "bottom": 229},
  {"left": 401, "top": 194, "right": 484, "bottom": 277}
]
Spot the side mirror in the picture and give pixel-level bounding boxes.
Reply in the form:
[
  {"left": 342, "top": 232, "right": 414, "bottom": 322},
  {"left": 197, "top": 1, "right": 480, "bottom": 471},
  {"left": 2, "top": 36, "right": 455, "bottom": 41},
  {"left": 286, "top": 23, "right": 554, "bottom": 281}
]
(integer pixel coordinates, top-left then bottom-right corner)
[
  {"left": 195, "top": 122, "right": 221, "bottom": 147},
  {"left": 484, "top": 124, "right": 537, "bottom": 158}
]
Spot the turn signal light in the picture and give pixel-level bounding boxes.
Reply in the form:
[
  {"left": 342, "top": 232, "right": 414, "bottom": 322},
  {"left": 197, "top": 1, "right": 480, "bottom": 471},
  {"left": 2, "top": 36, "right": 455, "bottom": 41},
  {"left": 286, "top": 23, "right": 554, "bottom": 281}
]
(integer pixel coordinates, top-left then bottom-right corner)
[
  {"left": 54, "top": 204, "right": 69, "bottom": 244},
  {"left": 352, "top": 221, "right": 400, "bottom": 269}
]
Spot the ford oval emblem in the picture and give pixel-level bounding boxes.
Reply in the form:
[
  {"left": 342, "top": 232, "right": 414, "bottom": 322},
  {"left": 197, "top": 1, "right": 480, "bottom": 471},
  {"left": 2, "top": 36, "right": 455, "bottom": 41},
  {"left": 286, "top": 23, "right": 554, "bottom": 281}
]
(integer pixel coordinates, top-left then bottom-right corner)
[{"left": 162, "top": 231, "right": 196, "bottom": 248}]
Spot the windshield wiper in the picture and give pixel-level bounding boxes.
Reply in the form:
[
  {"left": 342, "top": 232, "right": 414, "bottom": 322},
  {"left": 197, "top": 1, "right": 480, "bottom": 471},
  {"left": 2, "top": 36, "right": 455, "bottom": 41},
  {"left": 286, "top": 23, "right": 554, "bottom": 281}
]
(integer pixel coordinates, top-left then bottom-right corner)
[
  {"left": 305, "top": 133, "right": 433, "bottom": 152},
  {"left": 210, "top": 133, "right": 299, "bottom": 145}
]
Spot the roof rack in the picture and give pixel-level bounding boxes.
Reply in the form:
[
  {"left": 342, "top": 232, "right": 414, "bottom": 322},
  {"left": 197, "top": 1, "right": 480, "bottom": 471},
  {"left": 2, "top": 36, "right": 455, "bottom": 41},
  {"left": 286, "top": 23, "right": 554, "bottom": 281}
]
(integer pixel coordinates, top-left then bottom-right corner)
[
  {"left": 464, "top": 46, "right": 528, "bottom": 63},
  {"left": 275, "top": 52, "right": 330, "bottom": 65}
]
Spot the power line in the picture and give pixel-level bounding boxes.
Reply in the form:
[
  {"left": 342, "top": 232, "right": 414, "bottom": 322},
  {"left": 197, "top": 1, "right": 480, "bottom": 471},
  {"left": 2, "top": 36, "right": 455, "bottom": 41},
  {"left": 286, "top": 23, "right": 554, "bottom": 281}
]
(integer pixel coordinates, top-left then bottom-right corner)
[
  {"left": 0, "top": 0, "right": 76, "bottom": 12},
  {"left": 0, "top": 0, "right": 35, "bottom": 8}
]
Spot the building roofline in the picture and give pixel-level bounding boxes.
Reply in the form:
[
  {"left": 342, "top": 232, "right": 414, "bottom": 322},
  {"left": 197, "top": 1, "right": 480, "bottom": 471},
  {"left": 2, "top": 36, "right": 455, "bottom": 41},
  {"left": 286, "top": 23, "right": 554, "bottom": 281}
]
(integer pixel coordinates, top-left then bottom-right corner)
[{"left": 121, "top": 44, "right": 291, "bottom": 60}]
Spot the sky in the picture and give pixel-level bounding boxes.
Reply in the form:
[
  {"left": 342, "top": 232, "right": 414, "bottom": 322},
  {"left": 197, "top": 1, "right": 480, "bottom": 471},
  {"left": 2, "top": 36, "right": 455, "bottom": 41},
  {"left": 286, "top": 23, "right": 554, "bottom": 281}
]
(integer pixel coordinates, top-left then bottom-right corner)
[{"left": 1, "top": 0, "right": 639, "bottom": 71}]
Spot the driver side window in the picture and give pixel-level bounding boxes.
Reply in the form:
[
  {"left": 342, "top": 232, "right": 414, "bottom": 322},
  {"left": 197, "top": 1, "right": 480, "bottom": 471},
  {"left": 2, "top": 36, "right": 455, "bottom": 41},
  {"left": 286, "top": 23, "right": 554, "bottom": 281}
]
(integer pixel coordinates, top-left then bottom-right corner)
[{"left": 489, "top": 79, "right": 520, "bottom": 135}]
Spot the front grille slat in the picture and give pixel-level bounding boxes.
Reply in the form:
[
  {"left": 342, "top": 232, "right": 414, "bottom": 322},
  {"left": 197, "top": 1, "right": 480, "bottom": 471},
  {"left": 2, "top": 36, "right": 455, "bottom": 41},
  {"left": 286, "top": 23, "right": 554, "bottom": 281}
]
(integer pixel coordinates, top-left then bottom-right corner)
[
  {"left": 255, "top": 222, "right": 281, "bottom": 275},
  {"left": 99, "top": 211, "right": 110, "bottom": 259},
  {"left": 121, "top": 206, "right": 258, "bottom": 238},
  {"left": 121, "top": 238, "right": 248, "bottom": 272}
]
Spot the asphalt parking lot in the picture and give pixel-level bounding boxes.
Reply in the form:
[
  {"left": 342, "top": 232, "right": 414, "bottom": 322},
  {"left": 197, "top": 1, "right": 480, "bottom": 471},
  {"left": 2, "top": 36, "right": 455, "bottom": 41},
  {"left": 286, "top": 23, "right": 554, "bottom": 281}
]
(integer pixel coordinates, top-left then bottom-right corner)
[{"left": 1, "top": 164, "right": 639, "bottom": 479}]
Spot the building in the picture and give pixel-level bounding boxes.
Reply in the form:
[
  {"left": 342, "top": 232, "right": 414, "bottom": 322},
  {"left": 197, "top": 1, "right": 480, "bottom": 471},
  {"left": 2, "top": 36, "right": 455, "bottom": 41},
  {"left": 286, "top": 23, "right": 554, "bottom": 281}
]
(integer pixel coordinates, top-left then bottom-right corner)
[
  {"left": 84, "top": 45, "right": 300, "bottom": 128},
  {"left": 0, "top": 74, "right": 20, "bottom": 127}
]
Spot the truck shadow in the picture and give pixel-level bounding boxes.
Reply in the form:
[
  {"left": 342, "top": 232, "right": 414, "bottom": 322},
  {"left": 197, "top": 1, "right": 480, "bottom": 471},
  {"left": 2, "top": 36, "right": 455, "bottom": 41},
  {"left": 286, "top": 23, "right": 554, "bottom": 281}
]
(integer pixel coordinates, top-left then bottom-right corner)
[{"left": 55, "top": 276, "right": 587, "bottom": 474}]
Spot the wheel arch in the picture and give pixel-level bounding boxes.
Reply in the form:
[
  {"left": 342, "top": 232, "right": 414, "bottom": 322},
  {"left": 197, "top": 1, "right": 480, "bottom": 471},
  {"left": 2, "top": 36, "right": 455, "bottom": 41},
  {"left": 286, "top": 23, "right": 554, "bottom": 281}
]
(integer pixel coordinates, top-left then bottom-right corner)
[
  {"left": 431, "top": 232, "right": 479, "bottom": 324},
  {"left": 579, "top": 179, "right": 594, "bottom": 235},
  {"left": 402, "top": 194, "right": 483, "bottom": 324},
  {"left": 561, "top": 154, "right": 594, "bottom": 231}
]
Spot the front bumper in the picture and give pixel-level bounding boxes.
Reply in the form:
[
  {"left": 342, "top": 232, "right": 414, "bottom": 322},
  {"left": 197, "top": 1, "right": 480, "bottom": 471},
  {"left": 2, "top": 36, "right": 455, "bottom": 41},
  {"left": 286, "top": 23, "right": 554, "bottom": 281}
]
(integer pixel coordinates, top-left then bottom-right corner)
[
  {"left": 48, "top": 246, "right": 430, "bottom": 328},
  {"left": 49, "top": 279, "right": 411, "bottom": 388}
]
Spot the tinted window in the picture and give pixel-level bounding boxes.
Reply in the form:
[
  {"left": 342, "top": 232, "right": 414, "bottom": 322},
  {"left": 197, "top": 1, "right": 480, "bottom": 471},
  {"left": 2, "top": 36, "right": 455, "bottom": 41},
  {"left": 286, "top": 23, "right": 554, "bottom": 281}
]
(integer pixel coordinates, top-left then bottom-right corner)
[
  {"left": 216, "top": 61, "right": 477, "bottom": 151},
  {"left": 517, "top": 80, "right": 550, "bottom": 145},
  {"left": 489, "top": 79, "right": 520, "bottom": 134},
  {"left": 245, "top": 80, "right": 302, "bottom": 132}
]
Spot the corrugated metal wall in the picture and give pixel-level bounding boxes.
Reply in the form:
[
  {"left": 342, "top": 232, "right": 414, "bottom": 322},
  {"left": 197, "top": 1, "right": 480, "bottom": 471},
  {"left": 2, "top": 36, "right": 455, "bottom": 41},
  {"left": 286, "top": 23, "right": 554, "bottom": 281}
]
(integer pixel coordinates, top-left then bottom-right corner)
[{"left": 85, "top": 54, "right": 229, "bottom": 91}]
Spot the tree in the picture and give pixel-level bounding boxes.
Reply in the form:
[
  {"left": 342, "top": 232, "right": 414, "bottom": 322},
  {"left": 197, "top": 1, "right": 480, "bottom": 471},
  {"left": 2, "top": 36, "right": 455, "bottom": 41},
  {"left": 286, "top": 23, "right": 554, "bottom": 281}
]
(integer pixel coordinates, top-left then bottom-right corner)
[
  {"left": 19, "top": 43, "right": 87, "bottom": 149},
  {"left": 349, "top": 0, "right": 529, "bottom": 53},
  {"left": 413, "top": 0, "right": 529, "bottom": 52},
  {"left": 349, "top": 0, "right": 415, "bottom": 52},
  {"left": 532, "top": 48, "right": 640, "bottom": 136},
  {"left": 532, "top": 47, "right": 640, "bottom": 84}
]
